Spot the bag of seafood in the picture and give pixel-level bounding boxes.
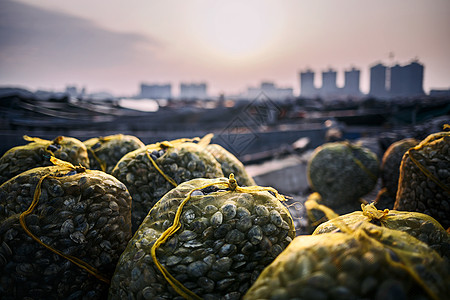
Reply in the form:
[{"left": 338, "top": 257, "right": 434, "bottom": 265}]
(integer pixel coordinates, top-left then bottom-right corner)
[
  {"left": 394, "top": 131, "right": 450, "bottom": 229},
  {"left": 307, "top": 141, "right": 379, "bottom": 211},
  {"left": 84, "top": 134, "right": 145, "bottom": 173},
  {"left": 111, "top": 137, "right": 224, "bottom": 232},
  {"left": 244, "top": 205, "right": 449, "bottom": 300},
  {"left": 109, "top": 175, "right": 295, "bottom": 300},
  {"left": 313, "top": 203, "right": 450, "bottom": 260},
  {"left": 375, "top": 138, "right": 418, "bottom": 210},
  {"left": 0, "top": 158, "right": 132, "bottom": 299},
  {"left": 204, "top": 136, "right": 255, "bottom": 187},
  {"left": 0, "top": 135, "right": 89, "bottom": 185}
]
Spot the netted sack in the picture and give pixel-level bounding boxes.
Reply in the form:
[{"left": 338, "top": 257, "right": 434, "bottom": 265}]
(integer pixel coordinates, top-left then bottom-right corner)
[
  {"left": 394, "top": 131, "right": 450, "bottom": 229},
  {"left": 0, "top": 135, "right": 89, "bottom": 185},
  {"left": 206, "top": 143, "right": 256, "bottom": 187},
  {"left": 304, "top": 192, "right": 363, "bottom": 234},
  {"left": 244, "top": 221, "right": 450, "bottom": 300},
  {"left": 307, "top": 141, "right": 379, "bottom": 209},
  {"left": 109, "top": 175, "right": 296, "bottom": 300},
  {"left": 0, "top": 158, "right": 132, "bottom": 299},
  {"left": 313, "top": 203, "right": 450, "bottom": 260},
  {"left": 380, "top": 138, "right": 418, "bottom": 197},
  {"left": 84, "top": 134, "right": 145, "bottom": 173},
  {"left": 112, "top": 137, "right": 224, "bottom": 232}
]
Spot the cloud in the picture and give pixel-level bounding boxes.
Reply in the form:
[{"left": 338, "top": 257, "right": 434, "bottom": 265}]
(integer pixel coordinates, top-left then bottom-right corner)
[{"left": 0, "top": 0, "right": 160, "bottom": 75}]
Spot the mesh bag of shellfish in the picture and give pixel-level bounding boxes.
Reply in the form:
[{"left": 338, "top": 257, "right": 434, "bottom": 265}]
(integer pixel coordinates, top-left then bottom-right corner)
[
  {"left": 307, "top": 141, "right": 379, "bottom": 211},
  {"left": 0, "top": 135, "right": 89, "bottom": 185},
  {"left": 375, "top": 138, "right": 419, "bottom": 210},
  {"left": 109, "top": 175, "right": 296, "bottom": 300},
  {"left": 313, "top": 203, "right": 450, "bottom": 260},
  {"left": 394, "top": 131, "right": 450, "bottom": 229},
  {"left": 244, "top": 220, "right": 450, "bottom": 300},
  {"left": 304, "top": 192, "right": 364, "bottom": 234},
  {"left": 84, "top": 134, "right": 145, "bottom": 173},
  {"left": 111, "top": 137, "right": 224, "bottom": 232},
  {"left": 0, "top": 158, "right": 132, "bottom": 299},
  {"left": 206, "top": 143, "right": 256, "bottom": 187}
]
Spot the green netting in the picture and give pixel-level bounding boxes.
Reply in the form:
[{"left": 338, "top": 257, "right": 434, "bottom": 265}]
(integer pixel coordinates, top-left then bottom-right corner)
[
  {"left": 244, "top": 204, "right": 449, "bottom": 300},
  {"left": 206, "top": 143, "right": 256, "bottom": 187},
  {"left": 307, "top": 141, "right": 379, "bottom": 209},
  {"left": 313, "top": 203, "right": 450, "bottom": 260},
  {"left": 0, "top": 158, "right": 132, "bottom": 299},
  {"left": 0, "top": 135, "right": 89, "bottom": 185},
  {"left": 111, "top": 136, "right": 224, "bottom": 232},
  {"left": 109, "top": 175, "right": 296, "bottom": 300},
  {"left": 84, "top": 134, "right": 145, "bottom": 173},
  {"left": 394, "top": 131, "right": 450, "bottom": 229}
]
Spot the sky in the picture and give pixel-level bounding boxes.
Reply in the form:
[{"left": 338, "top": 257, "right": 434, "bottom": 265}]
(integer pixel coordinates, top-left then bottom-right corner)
[{"left": 1, "top": 0, "right": 449, "bottom": 97}]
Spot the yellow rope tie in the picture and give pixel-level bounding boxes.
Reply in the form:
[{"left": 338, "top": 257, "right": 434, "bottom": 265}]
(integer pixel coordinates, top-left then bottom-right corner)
[
  {"left": 18, "top": 161, "right": 111, "bottom": 285},
  {"left": 145, "top": 150, "right": 178, "bottom": 187},
  {"left": 361, "top": 203, "right": 389, "bottom": 221},
  {"left": 87, "top": 147, "right": 107, "bottom": 172},
  {"left": 150, "top": 174, "right": 287, "bottom": 299}
]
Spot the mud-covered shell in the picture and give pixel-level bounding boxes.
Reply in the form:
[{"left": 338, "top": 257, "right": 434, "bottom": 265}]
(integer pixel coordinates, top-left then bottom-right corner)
[
  {"left": 0, "top": 136, "right": 89, "bottom": 185},
  {"left": 394, "top": 132, "right": 450, "bottom": 229},
  {"left": 380, "top": 138, "right": 418, "bottom": 197},
  {"left": 307, "top": 141, "right": 379, "bottom": 208},
  {"left": 206, "top": 144, "right": 256, "bottom": 187},
  {"left": 111, "top": 141, "right": 224, "bottom": 232},
  {"left": 0, "top": 166, "right": 132, "bottom": 299},
  {"left": 244, "top": 224, "right": 450, "bottom": 300},
  {"left": 109, "top": 177, "right": 296, "bottom": 300},
  {"left": 84, "top": 134, "right": 145, "bottom": 173}
]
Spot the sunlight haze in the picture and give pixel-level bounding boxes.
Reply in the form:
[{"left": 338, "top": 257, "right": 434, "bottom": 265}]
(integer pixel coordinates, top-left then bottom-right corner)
[{"left": 1, "top": 0, "right": 449, "bottom": 96}]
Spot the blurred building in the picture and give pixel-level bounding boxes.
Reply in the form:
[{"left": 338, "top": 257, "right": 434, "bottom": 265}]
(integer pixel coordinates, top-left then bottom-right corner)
[
  {"left": 343, "top": 67, "right": 362, "bottom": 97},
  {"left": 369, "top": 63, "right": 388, "bottom": 98},
  {"left": 245, "top": 81, "right": 294, "bottom": 100},
  {"left": 299, "top": 70, "right": 318, "bottom": 98},
  {"left": 140, "top": 83, "right": 172, "bottom": 99},
  {"left": 179, "top": 83, "right": 208, "bottom": 99},
  {"left": 321, "top": 68, "right": 339, "bottom": 97},
  {"left": 369, "top": 61, "right": 424, "bottom": 98},
  {"left": 300, "top": 67, "right": 362, "bottom": 98},
  {"left": 390, "top": 61, "right": 424, "bottom": 97}
]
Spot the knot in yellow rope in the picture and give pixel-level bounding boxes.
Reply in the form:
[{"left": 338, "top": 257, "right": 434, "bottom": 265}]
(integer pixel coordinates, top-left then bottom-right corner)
[
  {"left": 361, "top": 203, "right": 389, "bottom": 221},
  {"left": 228, "top": 173, "right": 238, "bottom": 191}
]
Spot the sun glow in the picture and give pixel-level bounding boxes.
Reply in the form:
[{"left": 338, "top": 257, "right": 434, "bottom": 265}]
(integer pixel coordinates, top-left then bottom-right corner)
[{"left": 192, "top": 1, "right": 285, "bottom": 60}]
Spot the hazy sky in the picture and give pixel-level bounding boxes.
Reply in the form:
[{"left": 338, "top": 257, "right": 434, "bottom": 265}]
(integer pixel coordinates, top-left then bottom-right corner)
[{"left": 1, "top": 0, "right": 449, "bottom": 96}]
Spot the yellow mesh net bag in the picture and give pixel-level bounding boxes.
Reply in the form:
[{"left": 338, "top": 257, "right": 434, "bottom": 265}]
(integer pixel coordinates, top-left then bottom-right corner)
[
  {"left": 313, "top": 203, "right": 450, "bottom": 260},
  {"left": 109, "top": 175, "right": 296, "bottom": 300},
  {"left": 0, "top": 158, "right": 132, "bottom": 299},
  {"left": 111, "top": 136, "right": 224, "bottom": 232},
  {"left": 206, "top": 142, "right": 256, "bottom": 187},
  {"left": 394, "top": 130, "right": 450, "bottom": 229},
  {"left": 84, "top": 134, "right": 145, "bottom": 173},
  {"left": 0, "top": 135, "right": 89, "bottom": 185},
  {"left": 244, "top": 202, "right": 450, "bottom": 300}
]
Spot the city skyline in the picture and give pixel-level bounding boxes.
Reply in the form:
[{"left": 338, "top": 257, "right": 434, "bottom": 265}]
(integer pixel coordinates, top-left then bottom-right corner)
[{"left": 1, "top": 0, "right": 449, "bottom": 96}]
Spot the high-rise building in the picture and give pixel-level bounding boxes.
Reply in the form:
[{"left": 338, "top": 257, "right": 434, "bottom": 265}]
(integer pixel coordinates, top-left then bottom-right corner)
[
  {"left": 369, "top": 63, "right": 388, "bottom": 98},
  {"left": 343, "top": 67, "right": 361, "bottom": 97},
  {"left": 245, "top": 82, "right": 293, "bottom": 100},
  {"left": 140, "top": 83, "right": 172, "bottom": 99},
  {"left": 300, "top": 70, "right": 317, "bottom": 98},
  {"left": 179, "top": 83, "right": 208, "bottom": 99},
  {"left": 385, "top": 61, "right": 425, "bottom": 98},
  {"left": 321, "top": 68, "right": 338, "bottom": 96}
]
